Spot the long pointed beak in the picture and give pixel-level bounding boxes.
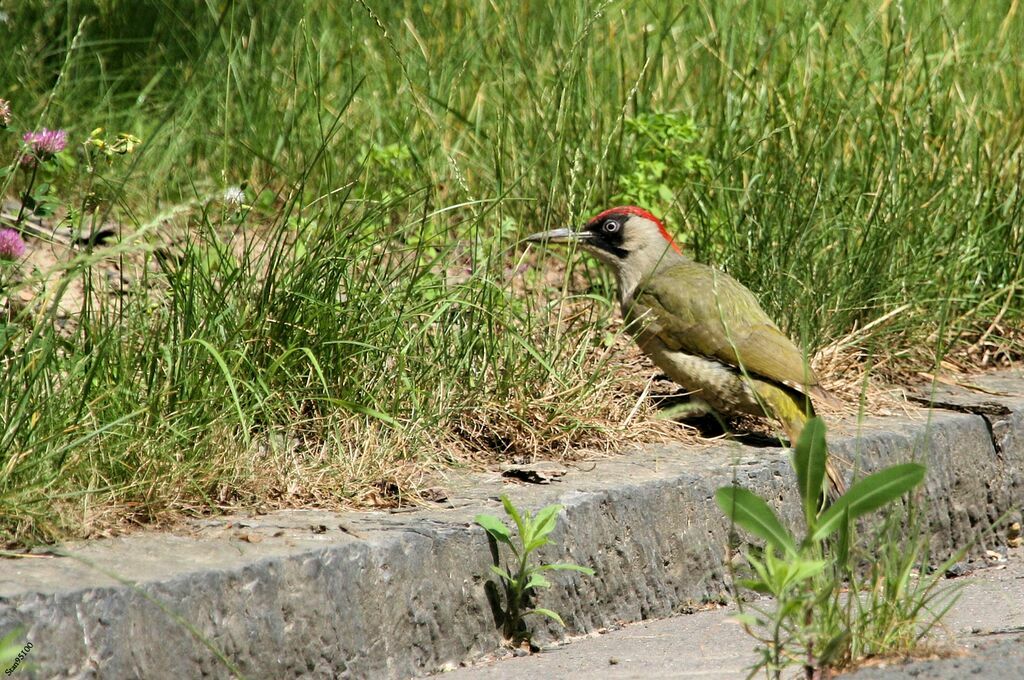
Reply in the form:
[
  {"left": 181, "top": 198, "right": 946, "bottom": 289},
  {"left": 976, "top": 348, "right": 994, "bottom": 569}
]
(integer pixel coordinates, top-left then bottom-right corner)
[{"left": 525, "top": 228, "right": 592, "bottom": 244}]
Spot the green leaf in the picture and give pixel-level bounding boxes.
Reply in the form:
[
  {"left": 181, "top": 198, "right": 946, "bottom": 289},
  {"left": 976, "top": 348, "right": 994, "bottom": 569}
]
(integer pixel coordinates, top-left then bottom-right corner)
[
  {"left": 785, "top": 559, "right": 827, "bottom": 588},
  {"left": 540, "top": 562, "right": 595, "bottom": 575},
  {"left": 528, "top": 608, "right": 566, "bottom": 626},
  {"left": 792, "top": 417, "right": 827, "bottom": 528},
  {"left": 834, "top": 505, "right": 851, "bottom": 567},
  {"left": 777, "top": 597, "right": 805, "bottom": 619},
  {"left": 531, "top": 504, "right": 562, "bottom": 537},
  {"left": 745, "top": 551, "right": 770, "bottom": 585},
  {"left": 525, "top": 573, "right": 551, "bottom": 590},
  {"left": 489, "top": 564, "right": 512, "bottom": 582},
  {"left": 757, "top": 549, "right": 825, "bottom": 594},
  {"left": 525, "top": 504, "right": 562, "bottom": 552},
  {"left": 716, "top": 486, "right": 798, "bottom": 557},
  {"left": 474, "top": 514, "right": 512, "bottom": 545},
  {"left": 811, "top": 463, "right": 926, "bottom": 542},
  {"left": 501, "top": 495, "right": 526, "bottom": 537},
  {"left": 184, "top": 338, "right": 251, "bottom": 448},
  {"left": 738, "top": 578, "right": 773, "bottom": 594}
]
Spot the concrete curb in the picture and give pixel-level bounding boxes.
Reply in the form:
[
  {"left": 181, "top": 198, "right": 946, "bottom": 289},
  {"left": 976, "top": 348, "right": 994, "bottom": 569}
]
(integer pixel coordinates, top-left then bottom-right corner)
[{"left": 2, "top": 372, "right": 1022, "bottom": 679}]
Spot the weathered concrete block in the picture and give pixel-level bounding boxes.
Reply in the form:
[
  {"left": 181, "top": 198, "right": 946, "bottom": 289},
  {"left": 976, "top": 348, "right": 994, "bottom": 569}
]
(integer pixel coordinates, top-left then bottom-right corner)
[{"left": 1, "top": 373, "right": 1022, "bottom": 679}]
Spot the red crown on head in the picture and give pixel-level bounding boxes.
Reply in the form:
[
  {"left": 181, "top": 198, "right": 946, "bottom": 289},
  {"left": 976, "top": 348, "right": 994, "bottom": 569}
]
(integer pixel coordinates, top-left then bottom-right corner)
[{"left": 590, "top": 206, "right": 682, "bottom": 254}]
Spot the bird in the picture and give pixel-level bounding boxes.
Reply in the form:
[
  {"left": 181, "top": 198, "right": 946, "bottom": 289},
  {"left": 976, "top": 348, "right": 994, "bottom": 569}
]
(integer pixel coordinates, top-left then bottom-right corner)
[{"left": 527, "top": 205, "right": 844, "bottom": 498}]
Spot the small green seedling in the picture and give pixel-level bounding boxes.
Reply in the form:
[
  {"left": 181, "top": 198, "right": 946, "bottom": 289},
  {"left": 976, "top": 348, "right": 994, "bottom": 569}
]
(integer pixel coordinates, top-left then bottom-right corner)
[
  {"left": 475, "top": 495, "right": 594, "bottom": 644},
  {"left": 716, "top": 417, "right": 942, "bottom": 677}
]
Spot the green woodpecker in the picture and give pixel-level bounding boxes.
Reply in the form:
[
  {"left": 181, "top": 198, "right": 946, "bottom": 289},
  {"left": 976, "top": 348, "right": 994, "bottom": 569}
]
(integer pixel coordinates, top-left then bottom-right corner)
[{"left": 528, "top": 205, "right": 843, "bottom": 496}]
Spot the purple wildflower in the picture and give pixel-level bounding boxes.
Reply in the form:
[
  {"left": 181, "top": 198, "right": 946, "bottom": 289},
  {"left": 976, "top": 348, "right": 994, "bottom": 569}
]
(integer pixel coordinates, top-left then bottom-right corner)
[
  {"left": 21, "top": 127, "right": 68, "bottom": 167},
  {"left": 0, "top": 99, "right": 10, "bottom": 128},
  {"left": 0, "top": 229, "right": 26, "bottom": 261}
]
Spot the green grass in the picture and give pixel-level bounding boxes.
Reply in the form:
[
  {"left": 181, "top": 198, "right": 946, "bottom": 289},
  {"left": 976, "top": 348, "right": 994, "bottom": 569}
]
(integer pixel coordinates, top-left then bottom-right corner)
[{"left": 0, "top": 0, "right": 1021, "bottom": 546}]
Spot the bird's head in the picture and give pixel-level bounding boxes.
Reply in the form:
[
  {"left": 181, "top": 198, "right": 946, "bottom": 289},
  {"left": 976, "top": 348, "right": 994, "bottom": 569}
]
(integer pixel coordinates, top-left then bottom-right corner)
[{"left": 527, "top": 206, "right": 683, "bottom": 289}]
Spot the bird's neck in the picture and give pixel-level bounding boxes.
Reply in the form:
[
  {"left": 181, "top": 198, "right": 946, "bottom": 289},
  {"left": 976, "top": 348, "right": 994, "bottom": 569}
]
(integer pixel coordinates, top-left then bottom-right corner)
[{"left": 615, "top": 247, "right": 687, "bottom": 306}]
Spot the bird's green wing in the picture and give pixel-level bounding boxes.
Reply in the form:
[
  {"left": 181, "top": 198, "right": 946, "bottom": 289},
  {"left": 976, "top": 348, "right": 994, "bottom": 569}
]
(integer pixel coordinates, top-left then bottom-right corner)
[{"left": 628, "top": 262, "right": 818, "bottom": 388}]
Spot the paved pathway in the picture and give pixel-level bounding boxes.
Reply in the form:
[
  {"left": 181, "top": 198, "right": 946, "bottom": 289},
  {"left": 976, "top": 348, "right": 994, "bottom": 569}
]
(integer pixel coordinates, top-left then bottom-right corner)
[{"left": 437, "top": 549, "right": 1024, "bottom": 679}]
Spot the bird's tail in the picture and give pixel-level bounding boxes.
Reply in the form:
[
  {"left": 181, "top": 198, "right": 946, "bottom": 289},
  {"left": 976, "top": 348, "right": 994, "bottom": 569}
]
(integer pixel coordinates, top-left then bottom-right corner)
[
  {"left": 759, "top": 381, "right": 846, "bottom": 502},
  {"left": 823, "top": 456, "right": 847, "bottom": 504}
]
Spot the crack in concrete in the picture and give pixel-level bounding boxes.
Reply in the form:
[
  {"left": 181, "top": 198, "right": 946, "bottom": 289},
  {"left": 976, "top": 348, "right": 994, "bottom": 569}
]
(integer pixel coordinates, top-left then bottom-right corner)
[
  {"left": 906, "top": 395, "right": 1012, "bottom": 457},
  {"left": 981, "top": 414, "right": 1005, "bottom": 456},
  {"left": 906, "top": 395, "right": 1011, "bottom": 416}
]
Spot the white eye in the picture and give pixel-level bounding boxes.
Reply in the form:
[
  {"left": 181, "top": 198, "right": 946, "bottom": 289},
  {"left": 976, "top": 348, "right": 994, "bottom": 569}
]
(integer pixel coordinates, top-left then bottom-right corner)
[{"left": 604, "top": 219, "right": 621, "bottom": 233}]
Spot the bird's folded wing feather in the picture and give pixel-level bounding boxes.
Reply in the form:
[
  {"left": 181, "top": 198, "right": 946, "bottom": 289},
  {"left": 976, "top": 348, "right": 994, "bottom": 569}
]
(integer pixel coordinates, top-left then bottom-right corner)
[{"left": 629, "top": 263, "right": 818, "bottom": 389}]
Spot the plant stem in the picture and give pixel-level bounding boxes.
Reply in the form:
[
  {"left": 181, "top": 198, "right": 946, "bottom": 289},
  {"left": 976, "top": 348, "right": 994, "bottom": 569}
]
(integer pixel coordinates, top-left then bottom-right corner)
[{"left": 14, "top": 162, "right": 40, "bottom": 231}]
